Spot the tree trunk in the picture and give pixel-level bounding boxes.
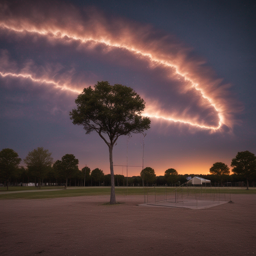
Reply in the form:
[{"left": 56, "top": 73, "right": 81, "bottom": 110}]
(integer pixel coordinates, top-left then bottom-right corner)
[
  {"left": 6, "top": 181, "right": 8, "bottom": 191},
  {"left": 65, "top": 178, "right": 68, "bottom": 189},
  {"left": 84, "top": 175, "right": 85, "bottom": 187},
  {"left": 109, "top": 144, "right": 116, "bottom": 204},
  {"left": 246, "top": 178, "right": 249, "bottom": 190}
]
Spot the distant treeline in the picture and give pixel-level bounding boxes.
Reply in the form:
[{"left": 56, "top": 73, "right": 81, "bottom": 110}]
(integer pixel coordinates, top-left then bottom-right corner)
[
  {"left": 1, "top": 170, "right": 256, "bottom": 188},
  {"left": 1, "top": 147, "right": 256, "bottom": 189}
]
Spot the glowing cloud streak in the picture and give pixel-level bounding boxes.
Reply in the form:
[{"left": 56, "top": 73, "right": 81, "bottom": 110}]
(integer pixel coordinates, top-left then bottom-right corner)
[
  {"left": 0, "top": 71, "right": 221, "bottom": 130},
  {"left": 0, "top": 7, "right": 228, "bottom": 131},
  {"left": 0, "top": 71, "right": 81, "bottom": 94}
]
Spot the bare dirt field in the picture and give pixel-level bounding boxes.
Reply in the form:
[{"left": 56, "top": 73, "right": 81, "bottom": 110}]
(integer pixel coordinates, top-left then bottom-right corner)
[{"left": 0, "top": 194, "right": 256, "bottom": 256}]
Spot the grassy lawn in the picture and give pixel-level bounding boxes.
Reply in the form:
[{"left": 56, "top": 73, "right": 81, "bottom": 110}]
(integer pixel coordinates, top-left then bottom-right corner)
[
  {"left": 0, "top": 186, "right": 255, "bottom": 200},
  {"left": 0, "top": 186, "right": 62, "bottom": 192}
]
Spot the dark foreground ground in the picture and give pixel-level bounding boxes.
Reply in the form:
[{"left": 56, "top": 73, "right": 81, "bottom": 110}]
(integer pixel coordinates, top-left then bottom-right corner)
[{"left": 0, "top": 194, "right": 255, "bottom": 256}]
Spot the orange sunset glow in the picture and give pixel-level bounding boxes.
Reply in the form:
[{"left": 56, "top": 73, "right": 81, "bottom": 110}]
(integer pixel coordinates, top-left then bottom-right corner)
[{"left": 0, "top": 0, "right": 252, "bottom": 177}]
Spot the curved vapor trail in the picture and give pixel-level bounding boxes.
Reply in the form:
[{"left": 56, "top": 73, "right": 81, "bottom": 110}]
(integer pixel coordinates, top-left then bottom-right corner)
[
  {"left": 0, "top": 71, "right": 220, "bottom": 130},
  {"left": 0, "top": 71, "right": 81, "bottom": 94},
  {"left": 0, "top": 3, "right": 230, "bottom": 131}
]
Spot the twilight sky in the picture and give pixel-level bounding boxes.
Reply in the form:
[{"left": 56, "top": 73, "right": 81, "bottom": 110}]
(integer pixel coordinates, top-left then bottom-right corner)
[{"left": 0, "top": 0, "right": 255, "bottom": 176}]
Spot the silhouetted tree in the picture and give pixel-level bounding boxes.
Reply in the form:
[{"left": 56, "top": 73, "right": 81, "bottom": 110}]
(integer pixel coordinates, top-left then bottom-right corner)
[
  {"left": 81, "top": 166, "right": 90, "bottom": 186},
  {"left": 53, "top": 154, "right": 79, "bottom": 189},
  {"left": 70, "top": 81, "right": 150, "bottom": 203},
  {"left": 91, "top": 168, "right": 104, "bottom": 186},
  {"left": 164, "top": 168, "right": 178, "bottom": 186},
  {"left": 210, "top": 162, "right": 230, "bottom": 185},
  {"left": 0, "top": 148, "right": 21, "bottom": 190},
  {"left": 24, "top": 147, "right": 53, "bottom": 188},
  {"left": 231, "top": 151, "right": 256, "bottom": 190},
  {"left": 140, "top": 167, "right": 156, "bottom": 186},
  {"left": 115, "top": 174, "right": 125, "bottom": 186}
]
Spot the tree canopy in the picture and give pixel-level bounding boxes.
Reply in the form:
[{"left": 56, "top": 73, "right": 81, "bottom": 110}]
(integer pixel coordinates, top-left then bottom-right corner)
[
  {"left": 231, "top": 151, "right": 256, "bottom": 190},
  {"left": 140, "top": 167, "right": 156, "bottom": 186},
  {"left": 91, "top": 168, "right": 104, "bottom": 186},
  {"left": 164, "top": 168, "right": 178, "bottom": 185},
  {"left": 210, "top": 162, "right": 230, "bottom": 184},
  {"left": 24, "top": 147, "right": 53, "bottom": 188},
  {"left": 53, "top": 154, "right": 79, "bottom": 189},
  {"left": 70, "top": 81, "right": 150, "bottom": 203},
  {"left": 0, "top": 148, "right": 21, "bottom": 190},
  {"left": 210, "top": 162, "right": 230, "bottom": 176},
  {"left": 81, "top": 166, "right": 91, "bottom": 186}
]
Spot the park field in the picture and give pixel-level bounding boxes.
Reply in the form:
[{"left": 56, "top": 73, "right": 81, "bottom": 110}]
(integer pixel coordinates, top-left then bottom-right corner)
[{"left": 0, "top": 186, "right": 256, "bottom": 200}]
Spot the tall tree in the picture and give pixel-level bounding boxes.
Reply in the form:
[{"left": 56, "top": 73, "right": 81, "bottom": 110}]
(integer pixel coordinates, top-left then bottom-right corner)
[
  {"left": 54, "top": 154, "right": 79, "bottom": 189},
  {"left": 140, "top": 167, "right": 156, "bottom": 186},
  {"left": 81, "top": 166, "right": 91, "bottom": 186},
  {"left": 0, "top": 148, "right": 21, "bottom": 190},
  {"left": 165, "top": 168, "right": 178, "bottom": 186},
  {"left": 70, "top": 81, "right": 150, "bottom": 204},
  {"left": 91, "top": 168, "right": 104, "bottom": 186},
  {"left": 24, "top": 147, "right": 53, "bottom": 188},
  {"left": 210, "top": 162, "right": 230, "bottom": 185},
  {"left": 231, "top": 151, "right": 256, "bottom": 190}
]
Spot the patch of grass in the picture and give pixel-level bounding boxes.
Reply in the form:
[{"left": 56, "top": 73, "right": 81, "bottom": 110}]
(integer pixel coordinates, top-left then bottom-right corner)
[
  {"left": 0, "top": 187, "right": 111, "bottom": 200},
  {"left": 0, "top": 186, "right": 255, "bottom": 200},
  {"left": 0, "top": 186, "right": 63, "bottom": 192}
]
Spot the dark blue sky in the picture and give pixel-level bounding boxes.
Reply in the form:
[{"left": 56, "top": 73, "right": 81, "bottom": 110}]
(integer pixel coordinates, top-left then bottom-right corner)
[{"left": 0, "top": 0, "right": 255, "bottom": 175}]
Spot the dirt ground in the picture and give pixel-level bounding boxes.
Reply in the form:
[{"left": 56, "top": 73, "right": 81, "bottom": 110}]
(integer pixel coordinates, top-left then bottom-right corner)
[{"left": 0, "top": 194, "right": 255, "bottom": 256}]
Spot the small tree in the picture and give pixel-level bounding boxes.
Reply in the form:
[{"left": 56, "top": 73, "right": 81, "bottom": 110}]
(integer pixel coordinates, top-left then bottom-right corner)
[
  {"left": 70, "top": 81, "right": 150, "bottom": 203},
  {"left": 0, "top": 148, "right": 21, "bottom": 190},
  {"left": 91, "top": 168, "right": 104, "bottom": 186},
  {"left": 231, "top": 151, "right": 256, "bottom": 190},
  {"left": 54, "top": 154, "right": 79, "bottom": 189},
  {"left": 81, "top": 166, "right": 91, "bottom": 186},
  {"left": 24, "top": 147, "right": 53, "bottom": 188},
  {"left": 165, "top": 168, "right": 178, "bottom": 186},
  {"left": 209, "top": 162, "right": 230, "bottom": 185},
  {"left": 140, "top": 167, "right": 156, "bottom": 186}
]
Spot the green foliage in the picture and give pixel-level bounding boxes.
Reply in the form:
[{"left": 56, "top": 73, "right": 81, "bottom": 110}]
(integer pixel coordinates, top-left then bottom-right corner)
[
  {"left": 70, "top": 81, "right": 151, "bottom": 144},
  {"left": 210, "top": 162, "right": 230, "bottom": 176},
  {"left": 91, "top": 168, "right": 104, "bottom": 185},
  {"left": 231, "top": 151, "right": 256, "bottom": 189},
  {"left": 82, "top": 166, "right": 90, "bottom": 176},
  {"left": 53, "top": 154, "right": 79, "bottom": 188},
  {"left": 131, "top": 176, "right": 142, "bottom": 186},
  {"left": 115, "top": 174, "right": 125, "bottom": 186},
  {"left": 164, "top": 168, "right": 178, "bottom": 185},
  {"left": 0, "top": 148, "right": 21, "bottom": 190},
  {"left": 140, "top": 167, "right": 156, "bottom": 185},
  {"left": 81, "top": 166, "right": 91, "bottom": 186},
  {"left": 70, "top": 81, "right": 151, "bottom": 204},
  {"left": 210, "top": 162, "right": 230, "bottom": 184},
  {"left": 46, "top": 166, "right": 57, "bottom": 182},
  {"left": 24, "top": 147, "right": 53, "bottom": 187}
]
